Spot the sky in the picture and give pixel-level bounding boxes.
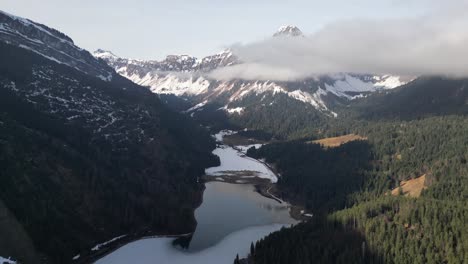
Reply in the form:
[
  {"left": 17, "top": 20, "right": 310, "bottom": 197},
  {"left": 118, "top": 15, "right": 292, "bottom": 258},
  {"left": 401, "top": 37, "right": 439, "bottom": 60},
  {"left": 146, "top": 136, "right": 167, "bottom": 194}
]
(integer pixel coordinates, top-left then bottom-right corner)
[
  {"left": 0, "top": 0, "right": 442, "bottom": 60},
  {"left": 209, "top": 2, "right": 468, "bottom": 80}
]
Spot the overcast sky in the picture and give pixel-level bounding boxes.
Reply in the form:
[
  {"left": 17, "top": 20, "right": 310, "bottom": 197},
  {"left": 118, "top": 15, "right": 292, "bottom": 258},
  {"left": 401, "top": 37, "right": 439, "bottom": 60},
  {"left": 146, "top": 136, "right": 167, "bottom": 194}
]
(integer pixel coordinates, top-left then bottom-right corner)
[{"left": 0, "top": 0, "right": 444, "bottom": 60}]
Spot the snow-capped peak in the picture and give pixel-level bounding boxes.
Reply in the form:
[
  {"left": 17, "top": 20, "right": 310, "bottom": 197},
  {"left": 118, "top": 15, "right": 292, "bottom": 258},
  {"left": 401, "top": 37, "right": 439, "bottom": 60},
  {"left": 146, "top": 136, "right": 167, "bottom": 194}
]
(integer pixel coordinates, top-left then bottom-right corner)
[
  {"left": 165, "top": 54, "right": 196, "bottom": 63},
  {"left": 273, "top": 25, "right": 303, "bottom": 37},
  {"left": 93, "top": 49, "right": 119, "bottom": 60},
  {"left": 216, "top": 48, "right": 233, "bottom": 56}
]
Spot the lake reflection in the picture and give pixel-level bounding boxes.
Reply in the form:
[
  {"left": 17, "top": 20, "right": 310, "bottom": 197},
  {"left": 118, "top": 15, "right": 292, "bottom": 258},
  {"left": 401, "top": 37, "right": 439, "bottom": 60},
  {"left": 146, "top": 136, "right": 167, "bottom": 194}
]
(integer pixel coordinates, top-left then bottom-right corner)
[{"left": 186, "top": 182, "right": 296, "bottom": 252}]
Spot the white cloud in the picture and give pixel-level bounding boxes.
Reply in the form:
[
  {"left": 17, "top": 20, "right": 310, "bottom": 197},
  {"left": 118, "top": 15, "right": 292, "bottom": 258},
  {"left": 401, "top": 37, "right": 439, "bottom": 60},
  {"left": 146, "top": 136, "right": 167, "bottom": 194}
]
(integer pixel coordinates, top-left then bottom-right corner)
[{"left": 208, "top": 4, "right": 468, "bottom": 81}]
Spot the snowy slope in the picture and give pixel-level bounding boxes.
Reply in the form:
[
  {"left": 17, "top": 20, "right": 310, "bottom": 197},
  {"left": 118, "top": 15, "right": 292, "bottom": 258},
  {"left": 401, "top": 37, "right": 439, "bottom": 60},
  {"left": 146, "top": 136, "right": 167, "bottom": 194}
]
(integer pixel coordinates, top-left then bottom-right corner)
[
  {"left": 94, "top": 26, "right": 409, "bottom": 117},
  {"left": 324, "top": 74, "right": 405, "bottom": 99},
  {"left": 0, "top": 10, "right": 114, "bottom": 81},
  {"left": 273, "top": 25, "right": 304, "bottom": 37}
]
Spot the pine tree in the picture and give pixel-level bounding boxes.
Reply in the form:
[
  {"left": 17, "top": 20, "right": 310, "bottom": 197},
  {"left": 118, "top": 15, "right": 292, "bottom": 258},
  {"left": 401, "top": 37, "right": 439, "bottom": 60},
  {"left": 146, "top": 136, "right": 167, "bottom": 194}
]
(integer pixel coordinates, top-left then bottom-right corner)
[{"left": 234, "top": 254, "right": 240, "bottom": 264}]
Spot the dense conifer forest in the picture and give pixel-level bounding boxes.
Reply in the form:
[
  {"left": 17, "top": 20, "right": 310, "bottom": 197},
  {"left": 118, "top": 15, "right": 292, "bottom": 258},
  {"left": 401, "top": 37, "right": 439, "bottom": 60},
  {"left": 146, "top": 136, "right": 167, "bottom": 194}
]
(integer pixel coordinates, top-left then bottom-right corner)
[
  {"left": 245, "top": 111, "right": 467, "bottom": 263},
  {"left": 0, "top": 43, "right": 219, "bottom": 263}
]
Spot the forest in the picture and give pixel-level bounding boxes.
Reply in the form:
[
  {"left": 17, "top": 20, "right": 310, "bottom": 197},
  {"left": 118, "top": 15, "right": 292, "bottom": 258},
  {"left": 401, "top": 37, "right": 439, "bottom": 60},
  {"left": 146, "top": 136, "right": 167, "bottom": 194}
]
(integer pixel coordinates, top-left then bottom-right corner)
[
  {"left": 0, "top": 43, "right": 219, "bottom": 263},
  {"left": 245, "top": 115, "right": 468, "bottom": 263}
]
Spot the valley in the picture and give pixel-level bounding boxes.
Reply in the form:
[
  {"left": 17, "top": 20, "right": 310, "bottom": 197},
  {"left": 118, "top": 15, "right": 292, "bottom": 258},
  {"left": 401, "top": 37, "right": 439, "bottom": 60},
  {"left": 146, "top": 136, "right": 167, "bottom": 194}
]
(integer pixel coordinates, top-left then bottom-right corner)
[
  {"left": 0, "top": 5, "right": 467, "bottom": 264},
  {"left": 93, "top": 130, "right": 299, "bottom": 264}
]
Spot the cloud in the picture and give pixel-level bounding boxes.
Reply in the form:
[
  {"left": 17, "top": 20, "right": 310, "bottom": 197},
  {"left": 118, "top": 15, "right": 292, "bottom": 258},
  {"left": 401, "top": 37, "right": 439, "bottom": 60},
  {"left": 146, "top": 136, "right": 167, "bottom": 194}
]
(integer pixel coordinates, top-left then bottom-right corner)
[{"left": 208, "top": 4, "right": 468, "bottom": 81}]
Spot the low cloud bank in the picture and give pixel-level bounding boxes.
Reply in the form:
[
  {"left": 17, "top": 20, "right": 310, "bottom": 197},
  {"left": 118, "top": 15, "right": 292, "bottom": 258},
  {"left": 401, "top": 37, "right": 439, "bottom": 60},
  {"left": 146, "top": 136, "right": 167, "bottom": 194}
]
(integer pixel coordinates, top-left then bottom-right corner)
[{"left": 208, "top": 6, "right": 468, "bottom": 81}]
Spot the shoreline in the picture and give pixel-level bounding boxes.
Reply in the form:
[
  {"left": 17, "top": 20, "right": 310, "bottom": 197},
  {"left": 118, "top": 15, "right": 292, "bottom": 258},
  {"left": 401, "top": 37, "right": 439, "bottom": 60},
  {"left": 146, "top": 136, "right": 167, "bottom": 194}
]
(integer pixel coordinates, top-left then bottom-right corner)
[
  {"left": 201, "top": 174, "right": 311, "bottom": 222},
  {"left": 88, "top": 132, "right": 311, "bottom": 263},
  {"left": 76, "top": 185, "right": 206, "bottom": 264},
  {"left": 76, "top": 230, "right": 194, "bottom": 264},
  {"left": 218, "top": 133, "right": 313, "bottom": 222}
]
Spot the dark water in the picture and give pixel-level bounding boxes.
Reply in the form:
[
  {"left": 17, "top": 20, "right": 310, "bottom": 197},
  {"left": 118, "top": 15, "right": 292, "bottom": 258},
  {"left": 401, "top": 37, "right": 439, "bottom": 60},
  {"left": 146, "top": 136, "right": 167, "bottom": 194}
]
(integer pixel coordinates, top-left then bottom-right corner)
[{"left": 186, "top": 182, "right": 296, "bottom": 252}]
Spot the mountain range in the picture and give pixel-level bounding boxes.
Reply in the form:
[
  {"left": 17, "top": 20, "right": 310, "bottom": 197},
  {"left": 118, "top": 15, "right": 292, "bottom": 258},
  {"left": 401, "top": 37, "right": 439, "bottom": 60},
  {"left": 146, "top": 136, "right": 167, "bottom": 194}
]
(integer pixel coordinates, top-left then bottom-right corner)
[
  {"left": 0, "top": 8, "right": 467, "bottom": 264},
  {"left": 93, "top": 26, "right": 408, "bottom": 120}
]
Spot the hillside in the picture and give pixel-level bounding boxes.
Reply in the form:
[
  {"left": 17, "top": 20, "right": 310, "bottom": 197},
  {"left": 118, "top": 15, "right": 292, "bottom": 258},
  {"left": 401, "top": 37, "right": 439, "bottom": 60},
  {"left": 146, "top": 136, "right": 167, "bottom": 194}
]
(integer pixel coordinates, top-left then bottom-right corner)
[
  {"left": 351, "top": 77, "right": 468, "bottom": 120},
  {"left": 246, "top": 114, "right": 468, "bottom": 264},
  {"left": 0, "top": 14, "right": 217, "bottom": 263}
]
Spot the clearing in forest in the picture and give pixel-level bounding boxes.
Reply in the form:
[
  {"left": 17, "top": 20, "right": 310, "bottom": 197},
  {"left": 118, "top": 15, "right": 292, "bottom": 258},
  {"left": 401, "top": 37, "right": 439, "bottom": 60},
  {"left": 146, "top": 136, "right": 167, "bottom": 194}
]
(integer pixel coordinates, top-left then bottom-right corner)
[
  {"left": 310, "top": 134, "right": 367, "bottom": 148},
  {"left": 391, "top": 174, "right": 427, "bottom": 198}
]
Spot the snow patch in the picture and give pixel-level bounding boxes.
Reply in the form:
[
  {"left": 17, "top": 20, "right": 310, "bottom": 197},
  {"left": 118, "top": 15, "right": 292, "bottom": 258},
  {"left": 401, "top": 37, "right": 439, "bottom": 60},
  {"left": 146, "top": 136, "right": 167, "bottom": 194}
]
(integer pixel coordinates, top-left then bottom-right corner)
[
  {"left": 226, "top": 107, "right": 244, "bottom": 114},
  {"left": 0, "top": 256, "right": 16, "bottom": 264},
  {"left": 325, "top": 74, "right": 406, "bottom": 99},
  {"left": 219, "top": 106, "right": 244, "bottom": 115},
  {"left": 207, "top": 131, "right": 277, "bottom": 183},
  {"left": 92, "top": 235, "right": 127, "bottom": 251},
  {"left": 213, "top": 130, "right": 237, "bottom": 142},
  {"left": 373, "top": 75, "right": 405, "bottom": 89},
  {"left": 185, "top": 100, "right": 208, "bottom": 113},
  {"left": 236, "top": 144, "right": 263, "bottom": 153},
  {"left": 205, "top": 146, "right": 278, "bottom": 183},
  {"left": 94, "top": 49, "right": 119, "bottom": 60},
  {"left": 98, "top": 72, "right": 113, "bottom": 82}
]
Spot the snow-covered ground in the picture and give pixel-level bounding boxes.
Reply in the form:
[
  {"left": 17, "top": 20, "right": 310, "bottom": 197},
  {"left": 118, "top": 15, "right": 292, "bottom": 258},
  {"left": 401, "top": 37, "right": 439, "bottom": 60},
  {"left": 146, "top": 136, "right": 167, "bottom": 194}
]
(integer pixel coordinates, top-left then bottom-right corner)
[
  {"left": 95, "top": 224, "right": 286, "bottom": 264},
  {"left": 0, "top": 256, "right": 16, "bottom": 264},
  {"left": 235, "top": 144, "right": 263, "bottom": 153},
  {"left": 213, "top": 130, "right": 237, "bottom": 142},
  {"left": 206, "top": 131, "right": 277, "bottom": 183}
]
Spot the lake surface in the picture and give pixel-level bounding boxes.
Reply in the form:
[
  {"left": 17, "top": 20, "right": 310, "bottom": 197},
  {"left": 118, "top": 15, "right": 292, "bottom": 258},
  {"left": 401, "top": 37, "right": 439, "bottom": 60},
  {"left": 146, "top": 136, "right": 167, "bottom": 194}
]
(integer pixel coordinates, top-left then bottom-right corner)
[
  {"left": 95, "top": 224, "right": 287, "bottom": 264},
  {"left": 188, "top": 182, "right": 294, "bottom": 251},
  {"left": 96, "top": 182, "right": 296, "bottom": 264},
  {"left": 95, "top": 132, "right": 296, "bottom": 264}
]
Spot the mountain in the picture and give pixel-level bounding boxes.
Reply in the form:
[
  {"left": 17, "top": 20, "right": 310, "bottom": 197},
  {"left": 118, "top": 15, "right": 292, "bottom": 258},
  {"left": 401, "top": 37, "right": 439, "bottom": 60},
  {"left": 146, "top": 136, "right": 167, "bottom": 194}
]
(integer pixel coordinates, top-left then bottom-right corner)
[
  {"left": 351, "top": 76, "right": 468, "bottom": 120},
  {"left": 0, "top": 10, "right": 217, "bottom": 263},
  {"left": 273, "top": 25, "right": 304, "bottom": 37},
  {"left": 94, "top": 26, "right": 408, "bottom": 134},
  {"left": 0, "top": 11, "right": 113, "bottom": 81},
  {"left": 241, "top": 85, "right": 468, "bottom": 264},
  {"left": 93, "top": 48, "right": 236, "bottom": 75}
]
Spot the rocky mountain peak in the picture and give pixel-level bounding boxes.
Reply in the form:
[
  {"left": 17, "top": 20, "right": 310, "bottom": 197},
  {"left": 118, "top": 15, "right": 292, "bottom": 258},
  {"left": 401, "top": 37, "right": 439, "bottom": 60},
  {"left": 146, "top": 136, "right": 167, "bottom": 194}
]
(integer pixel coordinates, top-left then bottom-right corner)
[
  {"left": 273, "top": 25, "right": 303, "bottom": 37},
  {"left": 93, "top": 49, "right": 120, "bottom": 60}
]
